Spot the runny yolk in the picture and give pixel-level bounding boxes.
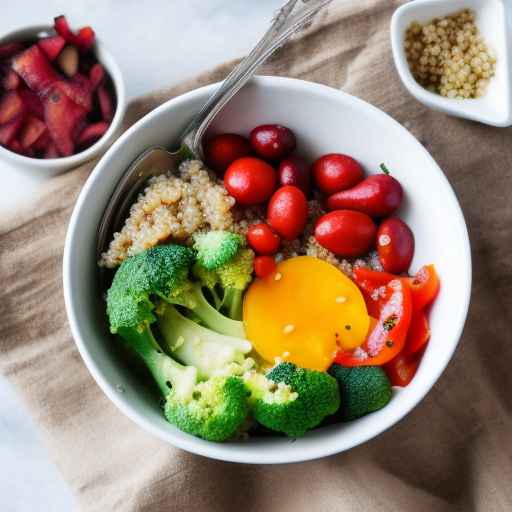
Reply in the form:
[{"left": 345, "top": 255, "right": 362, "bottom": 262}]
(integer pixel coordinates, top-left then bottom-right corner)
[{"left": 243, "top": 256, "right": 370, "bottom": 371}]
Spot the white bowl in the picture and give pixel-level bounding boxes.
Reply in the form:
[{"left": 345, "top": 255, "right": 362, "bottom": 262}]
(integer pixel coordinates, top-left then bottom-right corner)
[
  {"left": 0, "top": 25, "right": 126, "bottom": 176},
  {"left": 63, "top": 76, "right": 471, "bottom": 464},
  {"left": 391, "top": 0, "right": 511, "bottom": 127}
]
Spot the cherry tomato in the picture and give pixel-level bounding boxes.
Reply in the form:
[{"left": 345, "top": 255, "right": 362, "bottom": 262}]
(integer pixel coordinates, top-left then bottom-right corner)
[
  {"left": 250, "top": 124, "right": 296, "bottom": 160},
  {"left": 247, "top": 223, "right": 281, "bottom": 255},
  {"left": 267, "top": 185, "right": 308, "bottom": 240},
  {"left": 405, "top": 309, "right": 430, "bottom": 355},
  {"left": 204, "top": 133, "right": 251, "bottom": 174},
  {"left": 377, "top": 217, "right": 415, "bottom": 274},
  {"left": 278, "top": 156, "right": 310, "bottom": 195},
  {"left": 254, "top": 255, "right": 277, "bottom": 278},
  {"left": 312, "top": 153, "right": 364, "bottom": 194},
  {"left": 224, "top": 157, "right": 276, "bottom": 205},
  {"left": 314, "top": 210, "right": 377, "bottom": 257},
  {"left": 384, "top": 352, "right": 421, "bottom": 387},
  {"left": 408, "top": 264, "right": 440, "bottom": 311},
  {"left": 335, "top": 278, "right": 412, "bottom": 366},
  {"left": 326, "top": 174, "right": 403, "bottom": 217}
]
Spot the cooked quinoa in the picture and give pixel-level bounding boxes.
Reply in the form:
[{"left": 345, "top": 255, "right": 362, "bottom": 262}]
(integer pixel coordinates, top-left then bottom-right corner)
[
  {"left": 405, "top": 9, "right": 496, "bottom": 99},
  {"left": 99, "top": 160, "right": 235, "bottom": 268},
  {"left": 100, "top": 160, "right": 382, "bottom": 275}
]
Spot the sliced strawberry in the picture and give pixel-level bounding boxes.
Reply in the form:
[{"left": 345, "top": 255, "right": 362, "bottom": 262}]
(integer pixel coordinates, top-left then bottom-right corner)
[
  {"left": 54, "top": 15, "right": 95, "bottom": 52},
  {"left": 0, "top": 42, "right": 24, "bottom": 59},
  {"left": 37, "top": 35, "right": 66, "bottom": 61},
  {"left": 55, "top": 74, "right": 92, "bottom": 111},
  {"left": 19, "top": 88, "right": 44, "bottom": 119},
  {"left": 8, "top": 138, "right": 23, "bottom": 154},
  {"left": 97, "top": 85, "right": 114, "bottom": 122},
  {"left": 0, "top": 116, "right": 24, "bottom": 145},
  {"left": 2, "top": 69, "right": 21, "bottom": 90},
  {"left": 43, "top": 85, "right": 86, "bottom": 156},
  {"left": 19, "top": 114, "right": 47, "bottom": 149},
  {"left": 12, "top": 45, "right": 60, "bottom": 93},
  {"left": 0, "top": 91, "right": 25, "bottom": 124},
  {"left": 44, "top": 142, "right": 60, "bottom": 159},
  {"left": 77, "top": 121, "right": 108, "bottom": 147},
  {"left": 89, "top": 63, "right": 104, "bottom": 90}
]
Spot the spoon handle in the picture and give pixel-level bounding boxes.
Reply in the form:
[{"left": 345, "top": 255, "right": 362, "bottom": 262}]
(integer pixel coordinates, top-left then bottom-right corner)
[{"left": 181, "top": 0, "right": 333, "bottom": 158}]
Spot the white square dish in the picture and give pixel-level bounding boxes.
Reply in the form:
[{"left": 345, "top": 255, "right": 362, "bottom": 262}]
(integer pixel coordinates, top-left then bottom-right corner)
[{"left": 391, "top": 0, "right": 511, "bottom": 127}]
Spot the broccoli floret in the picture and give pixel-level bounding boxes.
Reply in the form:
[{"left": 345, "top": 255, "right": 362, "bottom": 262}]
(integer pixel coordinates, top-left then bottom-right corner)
[
  {"left": 245, "top": 362, "right": 341, "bottom": 438},
  {"left": 192, "top": 262, "right": 222, "bottom": 308},
  {"left": 217, "top": 248, "right": 255, "bottom": 320},
  {"left": 328, "top": 364, "right": 392, "bottom": 420},
  {"left": 107, "top": 244, "right": 245, "bottom": 338},
  {"left": 116, "top": 324, "right": 248, "bottom": 442},
  {"left": 193, "top": 230, "right": 245, "bottom": 270},
  {"left": 157, "top": 303, "right": 252, "bottom": 379}
]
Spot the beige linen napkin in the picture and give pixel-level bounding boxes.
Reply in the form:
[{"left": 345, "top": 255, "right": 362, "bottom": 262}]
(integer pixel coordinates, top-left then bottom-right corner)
[{"left": 2, "top": 1, "right": 512, "bottom": 510}]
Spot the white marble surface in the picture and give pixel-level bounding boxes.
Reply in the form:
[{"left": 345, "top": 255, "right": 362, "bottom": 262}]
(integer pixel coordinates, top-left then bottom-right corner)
[{"left": 0, "top": 1, "right": 282, "bottom": 510}]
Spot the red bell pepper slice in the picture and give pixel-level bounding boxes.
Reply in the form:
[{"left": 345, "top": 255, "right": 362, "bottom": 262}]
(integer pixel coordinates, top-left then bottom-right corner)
[
  {"left": 405, "top": 309, "right": 430, "bottom": 355},
  {"left": 335, "top": 278, "right": 412, "bottom": 366},
  {"left": 384, "top": 352, "right": 421, "bottom": 387},
  {"left": 408, "top": 264, "right": 440, "bottom": 311}
]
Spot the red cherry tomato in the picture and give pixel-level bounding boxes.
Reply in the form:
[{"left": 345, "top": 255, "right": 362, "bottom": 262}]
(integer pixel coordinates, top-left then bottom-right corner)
[
  {"left": 254, "top": 255, "right": 277, "bottom": 278},
  {"left": 250, "top": 124, "right": 296, "bottom": 160},
  {"left": 377, "top": 217, "right": 415, "bottom": 274},
  {"left": 278, "top": 156, "right": 310, "bottom": 195},
  {"left": 267, "top": 185, "right": 308, "bottom": 240},
  {"left": 314, "top": 210, "right": 377, "bottom": 257},
  {"left": 224, "top": 157, "right": 276, "bottom": 205},
  {"left": 326, "top": 174, "right": 403, "bottom": 217},
  {"left": 247, "top": 223, "right": 281, "bottom": 255},
  {"left": 312, "top": 153, "right": 364, "bottom": 194},
  {"left": 204, "top": 133, "right": 251, "bottom": 174},
  {"left": 335, "top": 278, "right": 412, "bottom": 366}
]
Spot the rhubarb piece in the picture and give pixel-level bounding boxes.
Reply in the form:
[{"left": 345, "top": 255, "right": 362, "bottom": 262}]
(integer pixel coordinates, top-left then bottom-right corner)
[
  {"left": 77, "top": 121, "right": 108, "bottom": 146},
  {"left": 43, "top": 86, "right": 86, "bottom": 156},
  {"left": 12, "top": 45, "right": 60, "bottom": 93},
  {"left": 89, "top": 63, "right": 104, "bottom": 89},
  {"left": 0, "top": 116, "right": 24, "bottom": 145},
  {"left": 2, "top": 69, "right": 21, "bottom": 90},
  {"left": 0, "top": 91, "right": 25, "bottom": 124},
  {"left": 97, "top": 85, "right": 114, "bottom": 122},
  {"left": 54, "top": 15, "right": 95, "bottom": 52},
  {"left": 57, "top": 45, "right": 79, "bottom": 77},
  {"left": 8, "top": 138, "right": 23, "bottom": 154},
  {"left": 0, "top": 42, "right": 24, "bottom": 59},
  {"left": 19, "top": 88, "right": 44, "bottom": 119},
  {"left": 38, "top": 35, "right": 65, "bottom": 61},
  {"left": 55, "top": 74, "right": 92, "bottom": 111},
  {"left": 32, "top": 131, "right": 51, "bottom": 151},
  {"left": 19, "top": 114, "right": 47, "bottom": 149},
  {"left": 44, "top": 142, "right": 59, "bottom": 158}
]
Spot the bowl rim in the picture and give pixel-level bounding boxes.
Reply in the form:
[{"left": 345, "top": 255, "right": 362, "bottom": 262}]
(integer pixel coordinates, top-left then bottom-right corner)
[
  {"left": 390, "top": 0, "right": 512, "bottom": 127},
  {"left": 0, "top": 24, "right": 126, "bottom": 169},
  {"left": 63, "top": 75, "right": 472, "bottom": 464}
]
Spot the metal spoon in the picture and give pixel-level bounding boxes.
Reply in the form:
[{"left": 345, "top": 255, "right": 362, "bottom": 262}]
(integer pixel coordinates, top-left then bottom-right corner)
[{"left": 96, "top": 0, "right": 332, "bottom": 262}]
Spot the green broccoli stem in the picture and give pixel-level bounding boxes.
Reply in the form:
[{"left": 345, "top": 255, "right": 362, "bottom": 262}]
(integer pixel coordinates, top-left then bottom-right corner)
[
  {"left": 168, "top": 283, "right": 245, "bottom": 338},
  {"left": 206, "top": 285, "right": 222, "bottom": 309},
  {"left": 117, "top": 324, "right": 197, "bottom": 400},
  {"left": 220, "top": 288, "right": 244, "bottom": 320}
]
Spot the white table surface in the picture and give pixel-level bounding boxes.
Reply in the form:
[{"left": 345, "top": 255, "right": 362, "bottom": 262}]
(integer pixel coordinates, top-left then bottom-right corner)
[{"left": 0, "top": 1, "right": 282, "bottom": 510}]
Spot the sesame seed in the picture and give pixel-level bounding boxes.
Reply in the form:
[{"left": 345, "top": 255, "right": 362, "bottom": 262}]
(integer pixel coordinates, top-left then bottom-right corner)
[
  {"left": 282, "top": 351, "right": 290, "bottom": 357},
  {"left": 283, "top": 324, "right": 295, "bottom": 334},
  {"left": 274, "top": 272, "right": 282, "bottom": 281},
  {"left": 335, "top": 296, "right": 347, "bottom": 304}
]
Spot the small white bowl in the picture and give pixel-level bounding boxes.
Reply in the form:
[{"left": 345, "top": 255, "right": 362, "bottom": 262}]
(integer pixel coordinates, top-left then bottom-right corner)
[
  {"left": 391, "top": 0, "right": 511, "bottom": 127},
  {"left": 63, "top": 76, "right": 471, "bottom": 464},
  {"left": 0, "top": 25, "right": 126, "bottom": 177}
]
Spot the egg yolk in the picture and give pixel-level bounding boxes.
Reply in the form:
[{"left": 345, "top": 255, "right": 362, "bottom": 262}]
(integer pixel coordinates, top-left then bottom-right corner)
[{"left": 243, "top": 256, "right": 370, "bottom": 371}]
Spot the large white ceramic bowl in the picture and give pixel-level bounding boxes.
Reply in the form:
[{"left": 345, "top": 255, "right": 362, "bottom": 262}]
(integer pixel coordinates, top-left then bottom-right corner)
[{"left": 63, "top": 76, "right": 471, "bottom": 464}]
